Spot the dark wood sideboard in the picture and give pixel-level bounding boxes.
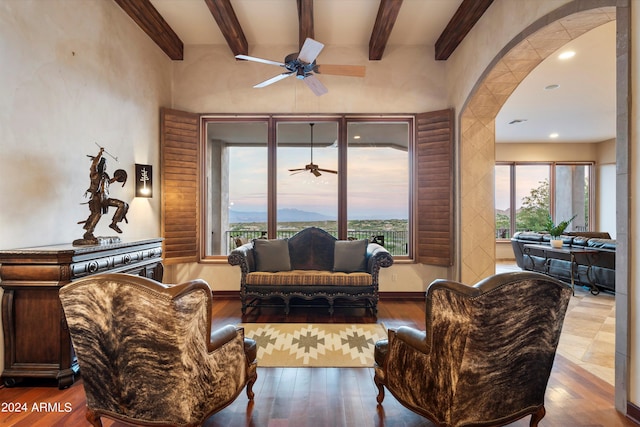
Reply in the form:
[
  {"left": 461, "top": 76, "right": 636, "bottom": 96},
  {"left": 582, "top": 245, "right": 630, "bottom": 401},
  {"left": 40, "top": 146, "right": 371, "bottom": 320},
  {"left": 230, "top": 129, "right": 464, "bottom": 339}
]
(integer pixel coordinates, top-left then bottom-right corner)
[{"left": 0, "top": 238, "right": 163, "bottom": 389}]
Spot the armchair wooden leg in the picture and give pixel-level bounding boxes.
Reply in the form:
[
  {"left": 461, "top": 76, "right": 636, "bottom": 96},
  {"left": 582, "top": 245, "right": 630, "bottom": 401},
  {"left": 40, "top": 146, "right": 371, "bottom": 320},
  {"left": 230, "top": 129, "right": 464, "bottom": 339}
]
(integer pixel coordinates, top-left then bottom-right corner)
[
  {"left": 246, "top": 375, "right": 256, "bottom": 400},
  {"left": 86, "top": 409, "right": 103, "bottom": 427},
  {"left": 374, "top": 375, "right": 385, "bottom": 404},
  {"left": 530, "top": 406, "right": 545, "bottom": 427}
]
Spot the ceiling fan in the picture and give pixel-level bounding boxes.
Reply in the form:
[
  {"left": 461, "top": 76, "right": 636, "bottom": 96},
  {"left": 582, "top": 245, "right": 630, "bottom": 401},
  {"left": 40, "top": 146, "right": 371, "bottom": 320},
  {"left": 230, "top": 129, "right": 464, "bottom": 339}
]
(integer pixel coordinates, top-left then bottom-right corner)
[
  {"left": 235, "top": 38, "right": 366, "bottom": 96},
  {"left": 288, "top": 123, "right": 338, "bottom": 177}
]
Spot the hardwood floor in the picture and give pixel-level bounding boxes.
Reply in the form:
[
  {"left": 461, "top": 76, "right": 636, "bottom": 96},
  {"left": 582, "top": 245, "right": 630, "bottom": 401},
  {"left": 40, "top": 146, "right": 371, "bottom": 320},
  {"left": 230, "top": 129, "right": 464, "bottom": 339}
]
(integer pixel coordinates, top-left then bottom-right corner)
[{"left": 0, "top": 298, "right": 636, "bottom": 427}]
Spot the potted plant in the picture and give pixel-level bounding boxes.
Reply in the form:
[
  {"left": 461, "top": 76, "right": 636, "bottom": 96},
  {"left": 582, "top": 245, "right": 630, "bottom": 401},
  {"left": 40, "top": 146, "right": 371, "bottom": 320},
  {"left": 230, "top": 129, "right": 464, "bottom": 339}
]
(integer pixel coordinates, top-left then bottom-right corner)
[{"left": 545, "top": 214, "right": 577, "bottom": 248}]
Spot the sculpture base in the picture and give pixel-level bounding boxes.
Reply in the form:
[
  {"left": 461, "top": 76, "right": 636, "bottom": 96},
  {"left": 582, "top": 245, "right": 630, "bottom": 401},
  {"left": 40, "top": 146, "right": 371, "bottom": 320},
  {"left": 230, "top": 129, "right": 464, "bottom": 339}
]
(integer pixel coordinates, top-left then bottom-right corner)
[{"left": 72, "top": 236, "right": 122, "bottom": 246}]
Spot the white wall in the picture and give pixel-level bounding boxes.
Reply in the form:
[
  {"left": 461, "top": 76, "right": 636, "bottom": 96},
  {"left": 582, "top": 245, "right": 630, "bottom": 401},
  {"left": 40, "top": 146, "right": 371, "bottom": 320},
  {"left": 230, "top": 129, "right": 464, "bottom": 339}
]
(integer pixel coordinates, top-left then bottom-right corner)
[
  {"left": 0, "top": 0, "right": 172, "bottom": 374},
  {"left": 597, "top": 139, "right": 617, "bottom": 238}
]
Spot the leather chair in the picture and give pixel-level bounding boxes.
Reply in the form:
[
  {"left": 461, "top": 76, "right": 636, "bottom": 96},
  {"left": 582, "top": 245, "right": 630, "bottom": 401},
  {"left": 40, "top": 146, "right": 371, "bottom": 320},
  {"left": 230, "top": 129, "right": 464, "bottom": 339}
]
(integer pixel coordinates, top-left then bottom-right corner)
[
  {"left": 59, "top": 273, "right": 258, "bottom": 427},
  {"left": 374, "top": 271, "right": 572, "bottom": 427}
]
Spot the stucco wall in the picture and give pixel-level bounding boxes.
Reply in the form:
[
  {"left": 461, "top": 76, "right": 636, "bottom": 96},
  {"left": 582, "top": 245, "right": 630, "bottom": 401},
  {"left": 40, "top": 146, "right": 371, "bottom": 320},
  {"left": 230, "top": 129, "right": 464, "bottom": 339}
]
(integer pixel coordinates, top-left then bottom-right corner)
[
  {"left": 0, "top": 0, "right": 171, "bottom": 249},
  {"left": 0, "top": 0, "right": 172, "bottom": 374}
]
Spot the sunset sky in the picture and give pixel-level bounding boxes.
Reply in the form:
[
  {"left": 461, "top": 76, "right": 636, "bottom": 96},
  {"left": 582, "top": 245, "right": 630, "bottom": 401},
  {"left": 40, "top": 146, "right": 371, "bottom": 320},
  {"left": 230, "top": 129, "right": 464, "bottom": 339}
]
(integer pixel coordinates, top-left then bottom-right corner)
[{"left": 228, "top": 145, "right": 409, "bottom": 220}]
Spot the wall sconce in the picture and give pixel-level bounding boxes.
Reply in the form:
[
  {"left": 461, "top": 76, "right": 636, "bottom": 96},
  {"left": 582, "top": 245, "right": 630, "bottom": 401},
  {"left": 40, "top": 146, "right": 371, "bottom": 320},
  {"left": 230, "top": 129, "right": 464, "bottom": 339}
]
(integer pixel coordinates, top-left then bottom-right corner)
[{"left": 135, "top": 164, "right": 152, "bottom": 198}]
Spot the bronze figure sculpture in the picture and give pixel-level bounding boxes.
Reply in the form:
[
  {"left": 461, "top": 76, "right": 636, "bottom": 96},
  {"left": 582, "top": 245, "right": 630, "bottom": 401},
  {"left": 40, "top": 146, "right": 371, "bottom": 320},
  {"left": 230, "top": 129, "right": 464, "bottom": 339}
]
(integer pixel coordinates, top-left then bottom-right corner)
[{"left": 74, "top": 147, "right": 128, "bottom": 245}]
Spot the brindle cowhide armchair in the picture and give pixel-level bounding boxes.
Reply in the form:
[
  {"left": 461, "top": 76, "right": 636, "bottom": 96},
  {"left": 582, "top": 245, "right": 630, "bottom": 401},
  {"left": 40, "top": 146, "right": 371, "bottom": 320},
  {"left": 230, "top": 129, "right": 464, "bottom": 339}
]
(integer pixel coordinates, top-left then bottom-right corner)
[
  {"left": 59, "top": 273, "right": 258, "bottom": 427},
  {"left": 374, "top": 271, "right": 572, "bottom": 427}
]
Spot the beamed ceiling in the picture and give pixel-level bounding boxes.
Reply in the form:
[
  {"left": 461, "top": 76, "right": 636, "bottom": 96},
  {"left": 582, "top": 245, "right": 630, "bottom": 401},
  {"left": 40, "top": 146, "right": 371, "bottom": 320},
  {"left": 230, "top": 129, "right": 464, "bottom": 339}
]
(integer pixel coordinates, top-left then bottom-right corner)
[
  {"left": 113, "top": 0, "right": 493, "bottom": 61},
  {"left": 112, "top": 0, "right": 616, "bottom": 144}
]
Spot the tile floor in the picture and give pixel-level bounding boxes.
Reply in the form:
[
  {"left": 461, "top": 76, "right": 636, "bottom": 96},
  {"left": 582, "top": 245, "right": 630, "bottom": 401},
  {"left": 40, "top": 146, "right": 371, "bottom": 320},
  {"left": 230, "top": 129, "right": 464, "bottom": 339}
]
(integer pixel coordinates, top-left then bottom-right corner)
[{"left": 496, "top": 262, "right": 615, "bottom": 385}]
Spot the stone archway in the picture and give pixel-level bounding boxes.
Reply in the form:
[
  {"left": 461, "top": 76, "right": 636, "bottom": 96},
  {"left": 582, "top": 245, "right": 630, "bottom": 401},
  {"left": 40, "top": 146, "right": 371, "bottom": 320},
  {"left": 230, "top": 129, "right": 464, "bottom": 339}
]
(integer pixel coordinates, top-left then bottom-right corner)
[{"left": 458, "top": 1, "right": 628, "bottom": 412}]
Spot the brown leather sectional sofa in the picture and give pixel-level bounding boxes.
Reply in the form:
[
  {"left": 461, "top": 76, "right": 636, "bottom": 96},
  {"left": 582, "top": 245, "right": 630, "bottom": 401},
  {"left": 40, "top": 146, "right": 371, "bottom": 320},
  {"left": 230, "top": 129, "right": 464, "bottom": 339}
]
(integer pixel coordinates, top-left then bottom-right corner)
[{"left": 510, "top": 231, "right": 615, "bottom": 294}]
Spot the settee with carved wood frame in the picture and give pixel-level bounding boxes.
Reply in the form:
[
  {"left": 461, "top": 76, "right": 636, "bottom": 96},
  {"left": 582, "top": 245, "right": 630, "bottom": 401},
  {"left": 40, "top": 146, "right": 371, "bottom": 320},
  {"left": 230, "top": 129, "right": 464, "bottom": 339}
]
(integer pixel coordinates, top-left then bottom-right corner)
[{"left": 228, "top": 227, "right": 394, "bottom": 315}]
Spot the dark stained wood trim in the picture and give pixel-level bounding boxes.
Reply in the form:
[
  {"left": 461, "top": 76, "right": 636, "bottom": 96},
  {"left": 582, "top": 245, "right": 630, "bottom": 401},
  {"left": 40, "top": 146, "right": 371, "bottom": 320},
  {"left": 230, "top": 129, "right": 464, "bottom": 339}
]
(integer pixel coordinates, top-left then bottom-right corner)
[
  {"left": 627, "top": 401, "right": 640, "bottom": 424},
  {"left": 204, "top": 0, "right": 248, "bottom": 56},
  {"left": 297, "top": 0, "right": 314, "bottom": 50},
  {"left": 369, "top": 0, "right": 403, "bottom": 60},
  {"left": 113, "top": 0, "right": 184, "bottom": 60},
  {"left": 435, "top": 0, "right": 494, "bottom": 60}
]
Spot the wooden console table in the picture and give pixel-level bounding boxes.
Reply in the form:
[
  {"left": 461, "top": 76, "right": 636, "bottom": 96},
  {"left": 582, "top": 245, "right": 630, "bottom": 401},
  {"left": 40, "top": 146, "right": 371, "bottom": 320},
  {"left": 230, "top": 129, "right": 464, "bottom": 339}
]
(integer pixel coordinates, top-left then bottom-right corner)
[
  {"left": 0, "top": 238, "right": 163, "bottom": 389},
  {"left": 522, "top": 243, "right": 598, "bottom": 296}
]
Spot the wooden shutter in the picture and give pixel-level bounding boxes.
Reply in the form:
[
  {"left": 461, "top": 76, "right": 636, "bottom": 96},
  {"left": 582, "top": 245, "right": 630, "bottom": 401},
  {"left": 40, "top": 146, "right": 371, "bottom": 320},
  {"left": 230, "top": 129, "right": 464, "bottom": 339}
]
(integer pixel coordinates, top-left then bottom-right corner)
[
  {"left": 415, "top": 109, "right": 454, "bottom": 266},
  {"left": 160, "top": 108, "right": 200, "bottom": 264}
]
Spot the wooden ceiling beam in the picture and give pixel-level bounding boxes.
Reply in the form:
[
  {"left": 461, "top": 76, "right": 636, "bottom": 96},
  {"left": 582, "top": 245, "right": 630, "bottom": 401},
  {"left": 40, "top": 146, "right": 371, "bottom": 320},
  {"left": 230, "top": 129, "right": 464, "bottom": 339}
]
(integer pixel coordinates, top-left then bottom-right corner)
[
  {"left": 435, "top": 0, "right": 494, "bottom": 61},
  {"left": 204, "top": 0, "right": 248, "bottom": 56},
  {"left": 369, "top": 0, "right": 403, "bottom": 61},
  {"left": 297, "top": 0, "right": 314, "bottom": 50},
  {"left": 113, "top": 0, "right": 183, "bottom": 60}
]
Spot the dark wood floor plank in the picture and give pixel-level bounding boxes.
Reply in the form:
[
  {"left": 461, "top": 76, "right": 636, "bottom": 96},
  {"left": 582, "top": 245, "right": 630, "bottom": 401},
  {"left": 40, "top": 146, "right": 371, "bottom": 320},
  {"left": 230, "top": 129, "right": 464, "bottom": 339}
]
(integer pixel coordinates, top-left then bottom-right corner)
[{"left": 0, "top": 298, "right": 634, "bottom": 427}]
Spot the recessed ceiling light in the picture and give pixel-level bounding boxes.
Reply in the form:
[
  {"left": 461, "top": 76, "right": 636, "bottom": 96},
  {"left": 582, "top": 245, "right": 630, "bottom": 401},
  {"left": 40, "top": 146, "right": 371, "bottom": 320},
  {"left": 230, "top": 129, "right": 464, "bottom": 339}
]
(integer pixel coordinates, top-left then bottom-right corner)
[
  {"left": 353, "top": 135, "right": 361, "bottom": 139},
  {"left": 558, "top": 51, "right": 575, "bottom": 60},
  {"left": 549, "top": 133, "right": 559, "bottom": 139},
  {"left": 545, "top": 84, "right": 560, "bottom": 90}
]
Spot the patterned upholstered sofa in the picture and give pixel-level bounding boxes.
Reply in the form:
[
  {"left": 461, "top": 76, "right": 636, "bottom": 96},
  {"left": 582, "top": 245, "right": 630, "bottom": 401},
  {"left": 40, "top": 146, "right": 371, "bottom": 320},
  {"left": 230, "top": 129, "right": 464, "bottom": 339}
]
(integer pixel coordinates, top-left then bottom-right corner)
[{"left": 228, "top": 227, "right": 393, "bottom": 315}]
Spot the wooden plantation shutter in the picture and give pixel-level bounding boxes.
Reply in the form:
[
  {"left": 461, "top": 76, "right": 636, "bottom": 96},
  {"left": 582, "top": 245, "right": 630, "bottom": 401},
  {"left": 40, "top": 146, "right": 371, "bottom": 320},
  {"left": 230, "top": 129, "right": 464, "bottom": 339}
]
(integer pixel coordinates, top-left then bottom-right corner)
[
  {"left": 415, "top": 109, "right": 454, "bottom": 266},
  {"left": 160, "top": 108, "right": 200, "bottom": 264}
]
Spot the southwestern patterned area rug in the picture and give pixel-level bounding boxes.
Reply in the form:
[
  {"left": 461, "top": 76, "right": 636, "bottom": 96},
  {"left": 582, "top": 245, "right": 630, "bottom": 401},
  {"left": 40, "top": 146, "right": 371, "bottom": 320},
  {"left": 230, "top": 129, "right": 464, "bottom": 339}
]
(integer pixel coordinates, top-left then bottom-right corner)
[{"left": 239, "top": 323, "right": 388, "bottom": 367}]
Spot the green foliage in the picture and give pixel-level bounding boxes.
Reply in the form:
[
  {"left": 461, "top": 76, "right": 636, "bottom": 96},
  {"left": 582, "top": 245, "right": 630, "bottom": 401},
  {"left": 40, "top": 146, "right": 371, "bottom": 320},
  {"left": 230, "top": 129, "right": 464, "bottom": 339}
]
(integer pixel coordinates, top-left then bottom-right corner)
[
  {"left": 516, "top": 179, "right": 550, "bottom": 232},
  {"left": 495, "top": 212, "right": 510, "bottom": 238},
  {"left": 545, "top": 214, "right": 577, "bottom": 237}
]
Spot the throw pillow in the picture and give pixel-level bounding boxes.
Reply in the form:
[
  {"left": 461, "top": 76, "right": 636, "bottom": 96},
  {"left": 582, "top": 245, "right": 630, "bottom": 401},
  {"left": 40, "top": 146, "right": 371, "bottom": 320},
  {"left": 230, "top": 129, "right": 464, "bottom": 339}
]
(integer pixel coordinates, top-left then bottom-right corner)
[
  {"left": 254, "top": 239, "right": 291, "bottom": 272},
  {"left": 333, "top": 239, "right": 367, "bottom": 272}
]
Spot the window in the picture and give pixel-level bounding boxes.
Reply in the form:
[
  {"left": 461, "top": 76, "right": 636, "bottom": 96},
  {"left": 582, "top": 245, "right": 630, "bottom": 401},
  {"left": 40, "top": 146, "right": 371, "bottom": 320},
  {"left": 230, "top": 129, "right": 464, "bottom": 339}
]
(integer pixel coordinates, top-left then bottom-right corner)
[
  {"left": 347, "top": 121, "right": 409, "bottom": 254},
  {"left": 277, "top": 121, "right": 339, "bottom": 236},
  {"left": 205, "top": 120, "right": 268, "bottom": 254},
  {"left": 202, "top": 116, "right": 413, "bottom": 257},
  {"left": 495, "top": 162, "right": 592, "bottom": 239}
]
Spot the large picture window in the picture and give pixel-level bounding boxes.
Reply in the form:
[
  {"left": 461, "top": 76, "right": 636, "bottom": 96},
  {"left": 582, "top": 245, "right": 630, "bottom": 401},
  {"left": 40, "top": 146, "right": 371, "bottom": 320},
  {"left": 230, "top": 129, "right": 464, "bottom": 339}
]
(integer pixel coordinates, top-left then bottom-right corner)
[
  {"left": 495, "top": 162, "right": 592, "bottom": 239},
  {"left": 202, "top": 115, "right": 413, "bottom": 258}
]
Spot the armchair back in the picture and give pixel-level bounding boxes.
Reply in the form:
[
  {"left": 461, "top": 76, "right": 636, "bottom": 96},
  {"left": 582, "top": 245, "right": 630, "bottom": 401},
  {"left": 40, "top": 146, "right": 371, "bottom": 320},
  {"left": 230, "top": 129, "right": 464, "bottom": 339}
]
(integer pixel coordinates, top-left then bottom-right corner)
[
  {"left": 375, "top": 272, "right": 572, "bottom": 427},
  {"left": 59, "top": 273, "right": 256, "bottom": 427}
]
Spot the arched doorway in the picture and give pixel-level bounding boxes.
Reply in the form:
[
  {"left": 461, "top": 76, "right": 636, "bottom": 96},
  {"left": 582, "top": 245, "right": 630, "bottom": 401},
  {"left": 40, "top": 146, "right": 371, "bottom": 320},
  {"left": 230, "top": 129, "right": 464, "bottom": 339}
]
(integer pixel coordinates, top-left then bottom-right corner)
[{"left": 458, "top": 0, "right": 629, "bottom": 412}]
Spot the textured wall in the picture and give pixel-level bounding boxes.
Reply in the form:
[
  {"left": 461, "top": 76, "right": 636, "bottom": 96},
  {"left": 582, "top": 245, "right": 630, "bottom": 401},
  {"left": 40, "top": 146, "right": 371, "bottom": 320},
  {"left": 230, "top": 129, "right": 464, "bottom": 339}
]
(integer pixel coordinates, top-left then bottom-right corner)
[
  {"left": 0, "top": 0, "right": 172, "bottom": 250},
  {"left": 0, "top": 0, "right": 172, "bottom": 376}
]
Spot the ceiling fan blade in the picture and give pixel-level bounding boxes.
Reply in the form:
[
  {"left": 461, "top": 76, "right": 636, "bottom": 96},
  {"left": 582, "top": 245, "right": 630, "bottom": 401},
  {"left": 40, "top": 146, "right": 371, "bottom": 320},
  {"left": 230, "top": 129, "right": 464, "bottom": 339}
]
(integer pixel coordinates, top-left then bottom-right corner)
[
  {"left": 303, "top": 75, "right": 328, "bottom": 96},
  {"left": 312, "top": 169, "right": 322, "bottom": 177},
  {"left": 317, "top": 168, "right": 338, "bottom": 174},
  {"left": 298, "top": 38, "right": 324, "bottom": 64},
  {"left": 288, "top": 167, "right": 306, "bottom": 172},
  {"left": 254, "top": 72, "right": 294, "bottom": 88},
  {"left": 235, "top": 54, "right": 285, "bottom": 67},
  {"left": 315, "top": 64, "right": 366, "bottom": 77}
]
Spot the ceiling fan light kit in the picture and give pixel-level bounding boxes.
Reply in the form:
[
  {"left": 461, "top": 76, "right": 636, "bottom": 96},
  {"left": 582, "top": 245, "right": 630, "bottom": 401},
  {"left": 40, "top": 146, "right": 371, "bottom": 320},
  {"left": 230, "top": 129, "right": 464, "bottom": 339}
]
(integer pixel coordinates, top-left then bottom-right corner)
[{"left": 236, "top": 38, "right": 365, "bottom": 96}]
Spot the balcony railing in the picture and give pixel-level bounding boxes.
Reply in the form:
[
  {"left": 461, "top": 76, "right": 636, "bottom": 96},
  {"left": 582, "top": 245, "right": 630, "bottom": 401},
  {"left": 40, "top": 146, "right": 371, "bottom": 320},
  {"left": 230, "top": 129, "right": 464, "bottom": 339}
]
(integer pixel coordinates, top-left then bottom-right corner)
[{"left": 225, "top": 229, "right": 408, "bottom": 256}]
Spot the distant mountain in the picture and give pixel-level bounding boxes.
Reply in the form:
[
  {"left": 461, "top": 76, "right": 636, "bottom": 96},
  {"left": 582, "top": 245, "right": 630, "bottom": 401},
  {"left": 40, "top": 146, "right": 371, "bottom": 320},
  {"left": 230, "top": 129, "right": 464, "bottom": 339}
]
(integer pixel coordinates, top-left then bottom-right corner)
[{"left": 230, "top": 208, "right": 336, "bottom": 223}]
